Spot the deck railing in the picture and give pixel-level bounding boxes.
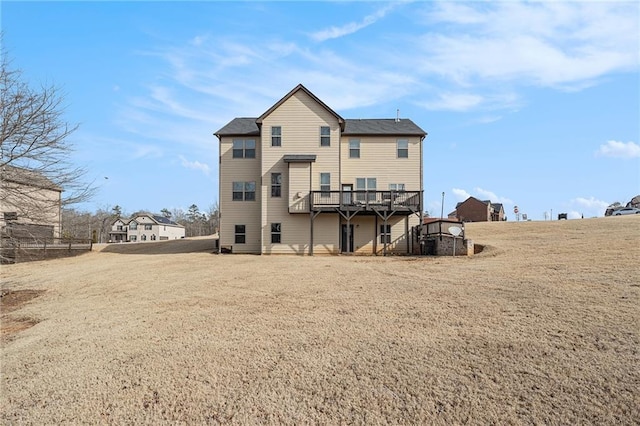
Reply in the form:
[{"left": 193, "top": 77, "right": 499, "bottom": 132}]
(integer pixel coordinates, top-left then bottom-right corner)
[{"left": 310, "top": 190, "right": 421, "bottom": 211}]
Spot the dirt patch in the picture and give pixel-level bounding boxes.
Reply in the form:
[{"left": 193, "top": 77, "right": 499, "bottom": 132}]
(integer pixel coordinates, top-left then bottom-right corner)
[{"left": 1, "top": 289, "right": 44, "bottom": 342}]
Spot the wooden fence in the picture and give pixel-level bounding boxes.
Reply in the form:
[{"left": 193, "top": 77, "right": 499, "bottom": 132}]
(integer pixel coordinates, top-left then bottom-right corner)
[{"left": 0, "top": 237, "right": 93, "bottom": 264}]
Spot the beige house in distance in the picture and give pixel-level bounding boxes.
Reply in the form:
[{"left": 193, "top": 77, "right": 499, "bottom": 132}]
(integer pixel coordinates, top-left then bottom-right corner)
[
  {"left": 108, "top": 214, "right": 185, "bottom": 242},
  {"left": 214, "top": 84, "right": 427, "bottom": 255}
]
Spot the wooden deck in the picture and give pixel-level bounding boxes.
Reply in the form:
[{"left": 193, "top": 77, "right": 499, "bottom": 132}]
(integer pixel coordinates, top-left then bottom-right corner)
[{"left": 310, "top": 190, "right": 421, "bottom": 215}]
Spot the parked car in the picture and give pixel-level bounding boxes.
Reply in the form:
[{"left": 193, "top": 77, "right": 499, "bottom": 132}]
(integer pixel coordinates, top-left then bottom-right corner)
[{"left": 613, "top": 207, "right": 640, "bottom": 215}]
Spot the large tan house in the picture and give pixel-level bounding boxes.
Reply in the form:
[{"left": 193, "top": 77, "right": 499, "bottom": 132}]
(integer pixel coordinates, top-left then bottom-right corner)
[
  {"left": 214, "top": 84, "right": 427, "bottom": 255},
  {"left": 0, "top": 166, "right": 62, "bottom": 239}
]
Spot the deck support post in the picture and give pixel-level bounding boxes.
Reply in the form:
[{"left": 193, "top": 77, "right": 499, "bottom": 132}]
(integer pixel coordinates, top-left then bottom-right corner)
[
  {"left": 337, "top": 208, "right": 360, "bottom": 253},
  {"left": 405, "top": 215, "right": 410, "bottom": 254},
  {"left": 373, "top": 209, "right": 395, "bottom": 256},
  {"left": 374, "top": 215, "right": 378, "bottom": 255},
  {"left": 309, "top": 210, "right": 322, "bottom": 256}
]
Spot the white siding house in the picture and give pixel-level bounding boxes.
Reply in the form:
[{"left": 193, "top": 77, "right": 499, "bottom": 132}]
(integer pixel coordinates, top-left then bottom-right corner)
[{"left": 109, "top": 214, "right": 185, "bottom": 242}]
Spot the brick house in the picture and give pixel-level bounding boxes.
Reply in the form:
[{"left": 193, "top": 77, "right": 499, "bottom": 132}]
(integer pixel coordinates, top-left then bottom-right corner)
[{"left": 453, "top": 196, "right": 505, "bottom": 222}]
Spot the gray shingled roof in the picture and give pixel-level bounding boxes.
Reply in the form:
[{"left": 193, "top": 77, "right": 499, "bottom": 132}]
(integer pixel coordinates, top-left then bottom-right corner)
[
  {"left": 152, "top": 215, "right": 181, "bottom": 226},
  {"left": 215, "top": 117, "right": 427, "bottom": 137},
  {"left": 343, "top": 119, "right": 426, "bottom": 136},
  {"left": 214, "top": 118, "right": 259, "bottom": 136}
]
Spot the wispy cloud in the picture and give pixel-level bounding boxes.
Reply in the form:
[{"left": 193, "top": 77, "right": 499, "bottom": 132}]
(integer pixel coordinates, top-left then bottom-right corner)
[
  {"left": 179, "top": 155, "right": 210, "bottom": 175},
  {"left": 451, "top": 187, "right": 513, "bottom": 205},
  {"left": 132, "top": 144, "right": 164, "bottom": 160},
  {"left": 474, "top": 187, "right": 513, "bottom": 204},
  {"left": 471, "top": 115, "right": 502, "bottom": 125},
  {"left": 417, "top": 2, "right": 639, "bottom": 89},
  {"left": 570, "top": 196, "right": 610, "bottom": 217},
  {"left": 595, "top": 140, "right": 640, "bottom": 159},
  {"left": 310, "top": 3, "right": 401, "bottom": 42},
  {"left": 452, "top": 188, "right": 471, "bottom": 201},
  {"left": 115, "top": 1, "right": 639, "bottom": 153},
  {"left": 419, "top": 93, "right": 483, "bottom": 112},
  {"left": 572, "top": 196, "right": 609, "bottom": 211}
]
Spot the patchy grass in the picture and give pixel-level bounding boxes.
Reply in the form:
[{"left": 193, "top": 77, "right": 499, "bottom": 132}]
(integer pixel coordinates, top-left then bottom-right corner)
[{"left": 1, "top": 217, "right": 638, "bottom": 424}]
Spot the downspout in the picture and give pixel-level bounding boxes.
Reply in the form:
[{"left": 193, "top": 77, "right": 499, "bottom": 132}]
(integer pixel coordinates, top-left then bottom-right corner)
[
  {"left": 338, "top": 121, "right": 342, "bottom": 255},
  {"left": 216, "top": 133, "right": 222, "bottom": 254},
  {"left": 309, "top": 161, "right": 313, "bottom": 255},
  {"left": 420, "top": 133, "right": 426, "bottom": 254}
]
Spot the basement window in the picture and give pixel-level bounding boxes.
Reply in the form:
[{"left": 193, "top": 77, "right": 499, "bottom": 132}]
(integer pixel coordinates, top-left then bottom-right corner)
[
  {"left": 271, "top": 223, "right": 281, "bottom": 244},
  {"left": 235, "top": 225, "right": 246, "bottom": 244}
]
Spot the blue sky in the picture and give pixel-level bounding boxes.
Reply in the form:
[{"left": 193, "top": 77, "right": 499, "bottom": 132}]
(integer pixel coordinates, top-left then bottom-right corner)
[{"left": 4, "top": 1, "right": 639, "bottom": 219}]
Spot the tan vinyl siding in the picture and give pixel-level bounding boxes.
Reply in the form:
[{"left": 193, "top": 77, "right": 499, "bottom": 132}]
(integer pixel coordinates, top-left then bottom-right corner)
[
  {"left": 340, "top": 136, "right": 421, "bottom": 191},
  {"left": 345, "top": 215, "right": 419, "bottom": 254},
  {"left": 288, "top": 163, "right": 310, "bottom": 213},
  {"left": 263, "top": 214, "right": 339, "bottom": 255},
  {"left": 219, "top": 136, "right": 262, "bottom": 253},
  {"left": 260, "top": 90, "right": 341, "bottom": 253},
  {"left": 261, "top": 90, "right": 340, "bottom": 195},
  {"left": 375, "top": 215, "right": 420, "bottom": 255}
]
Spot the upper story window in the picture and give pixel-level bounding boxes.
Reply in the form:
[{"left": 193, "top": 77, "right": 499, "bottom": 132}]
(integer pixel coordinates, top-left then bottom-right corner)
[
  {"left": 144, "top": 224, "right": 153, "bottom": 230},
  {"left": 271, "top": 126, "right": 282, "bottom": 147},
  {"left": 356, "top": 177, "right": 376, "bottom": 201},
  {"left": 349, "top": 139, "right": 360, "bottom": 158},
  {"left": 397, "top": 139, "right": 408, "bottom": 158},
  {"left": 389, "top": 183, "right": 405, "bottom": 191},
  {"left": 233, "top": 181, "right": 256, "bottom": 201},
  {"left": 271, "top": 173, "right": 282, "bottom": 197},
  {"left": 116, "top": 225, "right": 123, "bottom": 231},
  {"left": 232, "top": 139, "right": 256, "bottom": 158},
  {"left": 129, "top": 222, "right": 138, "bottom": 230},
  {"left": 320, "top": 126, "right": 330, "bottom": 147},
  {"left": 320, "top": 173, "right": 330, "bottom": 197}
]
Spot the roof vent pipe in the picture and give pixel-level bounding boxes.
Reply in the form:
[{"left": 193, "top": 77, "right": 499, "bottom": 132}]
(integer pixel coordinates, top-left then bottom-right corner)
[{"left": 396, "top": 109, "right": 400, "bottom": 122}]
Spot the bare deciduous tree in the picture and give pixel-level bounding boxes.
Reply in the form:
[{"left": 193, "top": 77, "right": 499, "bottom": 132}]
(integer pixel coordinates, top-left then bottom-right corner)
[{"left": 1, "top": 52, "right": 94, "bottom": 227}]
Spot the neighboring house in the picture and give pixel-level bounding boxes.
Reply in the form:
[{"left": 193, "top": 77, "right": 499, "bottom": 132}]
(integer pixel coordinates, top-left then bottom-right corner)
[
  {"left": 108, "top": 214, "right": 185, "bottom": 242},
  {"left": 109, "top": 218, "right": 128, "bottom": 242},
  {"left": 453, "top": 197, "right": 505, "bottom": 222},
  {"left": 214, "top": 84, "right": 427, "bottom": 255},
  {"left": 0, "top": 166, "right": 62, "bottom": 239}
]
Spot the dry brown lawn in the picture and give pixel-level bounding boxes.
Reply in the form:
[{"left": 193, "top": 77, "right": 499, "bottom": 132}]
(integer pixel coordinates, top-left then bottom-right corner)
[{"left": 1, "top": 216, "right": 639, "bottom": 424}]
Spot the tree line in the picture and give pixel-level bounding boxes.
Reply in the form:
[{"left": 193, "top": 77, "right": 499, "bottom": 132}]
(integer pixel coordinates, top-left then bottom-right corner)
[{"left": 62, "top": 203, "right": 220, "bottom": 243}]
